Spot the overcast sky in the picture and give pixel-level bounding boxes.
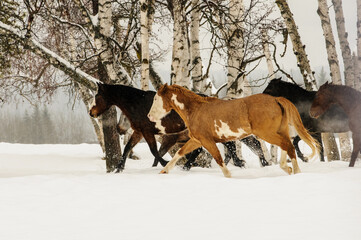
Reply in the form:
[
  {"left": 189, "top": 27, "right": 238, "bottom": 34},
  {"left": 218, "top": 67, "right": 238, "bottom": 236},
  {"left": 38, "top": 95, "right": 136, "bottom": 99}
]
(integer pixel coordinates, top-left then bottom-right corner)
[{"left": 281, "top": 0, "right": 357, "bottom": 71}]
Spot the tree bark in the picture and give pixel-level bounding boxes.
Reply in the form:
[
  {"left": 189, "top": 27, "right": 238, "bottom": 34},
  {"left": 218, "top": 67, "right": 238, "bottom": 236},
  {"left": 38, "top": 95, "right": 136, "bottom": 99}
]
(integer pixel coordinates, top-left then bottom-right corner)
[
  {"left": 275, "top": 0, "right": 317, "bottom": 90},
  {"left": 140, "top": 0, "right": 152, "bottom": 90},
  {"left": 190, "top": 0, "right": 203, "bottom": 92},
  {"left": 171, "top": 0, "right": 190, "bottom": 88},
  {"left": 318, "top": 0, "right": 349, "bottom": 161},
  {"left": 357, "top": 0, "right": 361, "bottom": 91},
  {"left": 332, "top": 0, "right": 355, "bottom": 87}
]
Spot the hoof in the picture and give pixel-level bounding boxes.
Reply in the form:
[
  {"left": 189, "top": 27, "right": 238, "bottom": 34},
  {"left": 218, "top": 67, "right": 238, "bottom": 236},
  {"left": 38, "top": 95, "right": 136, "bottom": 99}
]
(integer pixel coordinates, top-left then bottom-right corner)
[
  {"left": 159, "top": 169, "right": 168, "bottom": 174},
  {"left": 114, "top": 168, "right": 123, "bottom": 173},
  {"left": 287, "top": 167, "right": 292, "bottom": 175}
]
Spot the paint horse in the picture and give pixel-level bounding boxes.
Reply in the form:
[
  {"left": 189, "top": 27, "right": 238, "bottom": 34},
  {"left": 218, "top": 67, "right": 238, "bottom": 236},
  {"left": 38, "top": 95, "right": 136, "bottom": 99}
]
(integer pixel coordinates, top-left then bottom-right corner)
[
  {"left": 148, "top": 84, "right": 319, "bottom": 178},
  {"left": 310, "top": 82, "right": 361, "bottom": 167},
  {"left": 89, "top": 83, "right": 266, "bottom": 172},
  {"left": 263, "top": 78, "right": 350, "bottom": 162}
]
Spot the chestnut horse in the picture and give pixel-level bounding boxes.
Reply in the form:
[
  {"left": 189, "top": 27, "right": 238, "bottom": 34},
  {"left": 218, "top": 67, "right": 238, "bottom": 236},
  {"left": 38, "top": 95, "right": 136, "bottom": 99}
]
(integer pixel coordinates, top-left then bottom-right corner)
[
  {"left": 310, "top": 82, "right": 361, "bottom": 167},
  {"left": 148, "top": 84, "right": 319, "bottom": 178},
  {"left": 89, "top": 83, "right": 266, "bottom": 172}
]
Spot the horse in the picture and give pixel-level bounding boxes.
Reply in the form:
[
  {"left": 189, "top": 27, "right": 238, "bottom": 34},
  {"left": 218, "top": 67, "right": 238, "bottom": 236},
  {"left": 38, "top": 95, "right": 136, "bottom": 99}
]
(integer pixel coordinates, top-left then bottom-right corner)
[
  {"left": 310, "top": 82, "right": 361, "bottom": 167},
  {"left": 148, "top": 83, "right": 319, "bottom": 178},
  {"left": 89, "top": 83, "right": 267, "bottom": 171},
  {"left": 263, "top": 78, "right": 349, "bottom": 162}
]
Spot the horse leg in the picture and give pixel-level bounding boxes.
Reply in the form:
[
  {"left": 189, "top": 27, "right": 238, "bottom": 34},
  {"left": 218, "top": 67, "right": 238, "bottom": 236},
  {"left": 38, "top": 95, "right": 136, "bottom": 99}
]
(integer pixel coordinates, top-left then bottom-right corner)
[
  {"left": 241, "top": 136, "right": 268, "bottom": 167},
  {"left": 142, "top": 132, "right": 169, "bottom": 167},
  {"left": 160, "top": 139, "right": 202, "bottom": 174},
  {"left": 293, "top": 135, "right": 307, "bottom": 162},
  {"left": 222, "top": 141, "right": 245, "bottom": 168},
  {"left": 349, "top": 133, "right": 361, "bottom": 167},
  {"left": 183, "top": 147, "right": 203, "bottom": 170},
  {"left": 201, "top": 139, "right": 231, "bottom": 178},
  {"left": 154, "top": 134, "right": 179, "bottom": 167},
  {"left": 115, "top": 130, "right": 143, "bottom": 172},
  {"left": 313, "top": 133, "right": 324, "bottom": 162}
]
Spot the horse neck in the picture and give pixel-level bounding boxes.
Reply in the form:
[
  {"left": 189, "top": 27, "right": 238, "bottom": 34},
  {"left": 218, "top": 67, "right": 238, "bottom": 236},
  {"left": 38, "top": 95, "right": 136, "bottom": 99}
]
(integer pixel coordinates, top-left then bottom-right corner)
[
  {"left": 331, "top": 86, "right": 360, "bottom": 114},
  {"left": 168, "top": 90, "right": 205, "bottom": 122},
  {"left": 106, "top": 85, "right": 142, "bottom": 115}
]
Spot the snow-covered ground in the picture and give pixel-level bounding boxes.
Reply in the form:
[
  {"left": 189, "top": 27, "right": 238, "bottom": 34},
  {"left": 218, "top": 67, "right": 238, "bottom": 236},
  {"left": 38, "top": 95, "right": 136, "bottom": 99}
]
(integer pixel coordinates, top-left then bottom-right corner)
[{"left": 0, "top": 142, "right": 360, "bottom": 240}]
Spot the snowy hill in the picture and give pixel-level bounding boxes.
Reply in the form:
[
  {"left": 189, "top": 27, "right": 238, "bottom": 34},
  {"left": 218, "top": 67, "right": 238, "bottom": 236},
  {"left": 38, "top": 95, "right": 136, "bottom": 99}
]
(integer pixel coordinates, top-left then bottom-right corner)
[{"left": 0, "top": 142, "right": 360, "bottom": 240}]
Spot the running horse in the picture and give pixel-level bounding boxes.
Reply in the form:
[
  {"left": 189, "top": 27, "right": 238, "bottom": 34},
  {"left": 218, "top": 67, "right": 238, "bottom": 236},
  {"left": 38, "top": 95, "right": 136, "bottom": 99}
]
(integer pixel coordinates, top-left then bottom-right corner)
[
  {"left": 310, "top": 82, "right": 361, "bottom": 167},
  {"left": 89, "top": 83, "right": 267, "bottom": 172},
  {"left": 263, "top": 78, "right": 350, "bottom": 162},
  {"left": 148, "top": 84, "right": 319, "bottom": 178}
]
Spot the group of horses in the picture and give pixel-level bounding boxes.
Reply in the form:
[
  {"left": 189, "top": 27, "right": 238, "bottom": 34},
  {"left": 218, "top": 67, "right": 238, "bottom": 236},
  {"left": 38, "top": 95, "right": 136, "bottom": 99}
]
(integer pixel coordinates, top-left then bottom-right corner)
[{"left": 89, "top": 77, "right": 361, "bottom": 177}]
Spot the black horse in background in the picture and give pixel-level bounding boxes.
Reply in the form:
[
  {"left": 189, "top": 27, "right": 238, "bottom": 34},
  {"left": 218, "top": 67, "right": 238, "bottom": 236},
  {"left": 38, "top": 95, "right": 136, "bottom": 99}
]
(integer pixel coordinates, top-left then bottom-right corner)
[
  {"left": 263, "top": 78, "right": 350, "bottom": 162},
  {"left": 89, "top": 83, "right": 268, "bottom": 172}
]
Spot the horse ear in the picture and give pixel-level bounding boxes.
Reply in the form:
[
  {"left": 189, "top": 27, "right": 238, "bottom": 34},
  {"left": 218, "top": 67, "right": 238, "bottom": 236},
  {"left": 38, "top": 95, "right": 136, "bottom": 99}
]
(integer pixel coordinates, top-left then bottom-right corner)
[{"left": 159, "top": 83, "right": 168, "bottom": 94}]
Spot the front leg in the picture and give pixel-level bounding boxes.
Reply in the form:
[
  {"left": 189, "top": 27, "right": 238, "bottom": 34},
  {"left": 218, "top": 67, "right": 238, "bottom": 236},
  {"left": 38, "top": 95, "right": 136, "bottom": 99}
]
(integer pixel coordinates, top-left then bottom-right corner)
[
  {"left": 241, "top": 136, "right": 268, "bottom": 167},
  {"left": 349, "top": 133, "right": 361, "bottom": 167},
  {"left": 115, "top": 131, "right": 143, "bottom": 172},
  {"left": 313, "top": 133, "right": 324, "bottom": 162},
  {"left": 161, "top": 139, "right": 202, "bottom": 174},
  {"left": 222, "top": 141, "right": 245, "bottom": 168}
]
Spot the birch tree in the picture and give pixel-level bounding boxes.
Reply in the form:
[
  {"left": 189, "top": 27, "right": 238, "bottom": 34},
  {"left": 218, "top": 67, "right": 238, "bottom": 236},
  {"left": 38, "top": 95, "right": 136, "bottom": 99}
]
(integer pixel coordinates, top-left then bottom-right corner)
[
  {"left": 275, "top": 0, "right": 317, "bottom": 90},
  {"left": 317, "top": 0, "right": 351, "bottom": 161},
  {"left": 171, "top": 0, "right": 191, "bottom": 88},
  {"left": 332, "top": 0, "right": 355, "bottom": 87},
  {"left": 190, "top": 0, "right": 204, "bottom": 92},
  {"left": 357, "top": 0, "right": 361, "bottom": 90}
]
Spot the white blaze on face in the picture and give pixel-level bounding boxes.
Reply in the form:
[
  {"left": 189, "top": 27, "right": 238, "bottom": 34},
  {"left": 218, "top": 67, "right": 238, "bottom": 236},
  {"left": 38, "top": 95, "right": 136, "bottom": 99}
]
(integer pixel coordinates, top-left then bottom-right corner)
[
  {"left": 148, "top": 93, "right": 169, "bottom": 122},
  {"left": 214, "top": 120, "right": 246, "bottom": 139},
  {"left": 171, "top": 94, "right": 184, "bottom": 110}
]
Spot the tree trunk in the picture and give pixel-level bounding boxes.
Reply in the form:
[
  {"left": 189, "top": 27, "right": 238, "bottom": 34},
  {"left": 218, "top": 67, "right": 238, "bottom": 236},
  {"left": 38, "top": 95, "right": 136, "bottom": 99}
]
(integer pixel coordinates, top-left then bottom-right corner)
[
  {"left": 171, "top": 0, "right": 190, "bottom": 88},
  {"left": 331, "top": 0, "right": 353, "bottom": 160},
  {"left": 357, "top": 0, "right": 361, "bottom": 91},
  {"left": 275, "top": 0, "right": 317, "bottom": 90},
  {"left": 261, "top": 29, "right": 277, "bottom": 164},
  {"left": 318, "top": 0, "right": 347, "bottom": 161},
  {"left": 140, "top": 0, "right": 154, "bottom": 90},
  {"left": 226, "top": 0, "right": 245, "bottom": 98},
  {"left": 190, "top": 0, "right": 203, "bottom": 92},
  {"left": 332, "top": 0, "right": 355, "bottom": 87}
]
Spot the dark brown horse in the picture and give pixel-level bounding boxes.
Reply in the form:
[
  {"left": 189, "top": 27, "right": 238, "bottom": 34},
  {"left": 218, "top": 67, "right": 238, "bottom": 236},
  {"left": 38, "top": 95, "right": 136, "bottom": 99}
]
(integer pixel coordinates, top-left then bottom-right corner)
[
  {"left": 148, "top": 84, "right": 319, "bottom": 177},
  {"left": 310, "top": 82, "right": 361, "bottom": 167},
  {"left": 89, "top": 83, "right": 266, "bottom": 172}
]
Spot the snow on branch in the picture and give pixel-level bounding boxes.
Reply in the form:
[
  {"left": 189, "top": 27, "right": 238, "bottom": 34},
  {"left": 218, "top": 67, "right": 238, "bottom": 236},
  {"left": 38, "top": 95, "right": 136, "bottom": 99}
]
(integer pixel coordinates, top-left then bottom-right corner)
[{"left": 0, "top": 21, "right": 99, "bottom": 91}]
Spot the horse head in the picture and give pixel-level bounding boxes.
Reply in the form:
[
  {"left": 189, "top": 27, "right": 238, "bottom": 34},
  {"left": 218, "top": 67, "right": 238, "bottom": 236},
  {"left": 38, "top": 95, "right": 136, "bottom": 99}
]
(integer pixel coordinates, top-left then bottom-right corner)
[
  {"left": 89, "top": 82, "right": 112, "bottom": 118},
  {"left": 263, "top": 77, "right": 284, "bottom": 97},
  {"left": 148, "top": 83, "right": 172, "bottom": 122},
  {"left": 310, "top": 82, "right": 334, "bottom": 118}
]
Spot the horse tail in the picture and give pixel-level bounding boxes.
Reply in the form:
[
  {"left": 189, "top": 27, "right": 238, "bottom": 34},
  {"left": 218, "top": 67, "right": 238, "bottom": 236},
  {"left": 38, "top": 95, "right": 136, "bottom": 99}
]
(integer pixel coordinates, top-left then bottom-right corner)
[{"left": 275, "top": 97, "right": 320, "bottom": 159}]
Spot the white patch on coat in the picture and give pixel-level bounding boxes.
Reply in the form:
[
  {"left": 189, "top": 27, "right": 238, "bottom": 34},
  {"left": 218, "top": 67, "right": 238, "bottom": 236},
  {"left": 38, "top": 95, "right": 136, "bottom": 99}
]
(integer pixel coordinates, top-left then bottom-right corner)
[
  {"left": 154, "top": 119, "right": 166, "bottom": 134},
  {"left": 214, "top": 120, "right": 246, "bottom": 139},
  {"left": 289, "top": 125, "right": 297, "bottom": 138},
  {"left": 148, "top": 94, "right": 169, "bottom": 121},
  {"left": 171, "top": 94, "right": 184, "bottom": 110}
]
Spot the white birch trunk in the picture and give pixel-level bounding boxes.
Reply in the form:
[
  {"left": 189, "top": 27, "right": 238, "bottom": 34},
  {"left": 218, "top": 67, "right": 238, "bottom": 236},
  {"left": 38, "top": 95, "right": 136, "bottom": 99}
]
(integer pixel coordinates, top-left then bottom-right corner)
[
  {"left": 171, "top": 0, "right": 190, "bottom": 88},
  {"left": 332, "top": 0, "right": 355, "bottom": 87},
  {"left": 357, "top": 0, "right": 361, "bottom": 91},
  {"left": 318, "top": 0, "right": 350, "bottom": 161},
  {"left": 190, "top": 0, "right": 203, "bottom": 92},
  {"left": 226, "top": 0, "right": 245, "bottom": 98},
  {"left": 275, "top": 0, "right": 317, "bottom": 90},
  {"left": 140, "top": 0, "right": 150, "bottom": 90},
  {"left": 261, "top": 29, "right": 277, "bottom": 164}
]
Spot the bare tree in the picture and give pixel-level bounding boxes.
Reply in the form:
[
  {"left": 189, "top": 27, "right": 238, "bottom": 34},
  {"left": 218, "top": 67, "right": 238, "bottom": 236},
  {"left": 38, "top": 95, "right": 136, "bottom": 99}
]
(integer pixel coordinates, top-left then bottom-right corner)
[
  {"left": 275, "top": 0, "right": 317, "bottom": 90},
  {"left": 356, "top": 0, "right": 361, "bottom": 90},
  {"left": 318, "top": 0, "right": 351, "bottom": 161}
]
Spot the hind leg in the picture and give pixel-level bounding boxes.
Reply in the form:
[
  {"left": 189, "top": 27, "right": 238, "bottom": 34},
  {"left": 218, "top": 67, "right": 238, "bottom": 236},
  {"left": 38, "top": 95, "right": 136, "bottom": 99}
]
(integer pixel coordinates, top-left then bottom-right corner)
[
  {"left": 349, "top": 133, "right": 361, "bottom": 167},
  {"left": 222, "top": 141, "right": 245, "bottom": 168},
  {"left": 241, "top": 136, "right": 268, "bottom": 166},
  {"left": 293, "top": 135, "right": 307, "bottom": 162},
  {"left": 183, "top": 147, "right": 203, "bottom": 170},
  {"left": 160, "top": 139, "right": 202, "bottom": 174},
  {"left": 142, "top": 132, "right": 168, "bottom": 167}
]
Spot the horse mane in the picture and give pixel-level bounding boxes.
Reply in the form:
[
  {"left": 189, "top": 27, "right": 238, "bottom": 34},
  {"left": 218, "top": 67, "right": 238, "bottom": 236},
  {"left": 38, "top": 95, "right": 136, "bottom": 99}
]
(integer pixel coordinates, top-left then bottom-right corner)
[{"left": 167, "top": 85, "right": 217, "bottom": 103}]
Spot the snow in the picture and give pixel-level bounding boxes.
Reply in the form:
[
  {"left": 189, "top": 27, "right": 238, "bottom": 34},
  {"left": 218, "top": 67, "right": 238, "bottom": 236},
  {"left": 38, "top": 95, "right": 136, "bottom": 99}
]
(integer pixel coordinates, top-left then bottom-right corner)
[{"left": 0, "top": 142, "right": 360, "bottom": 240}]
